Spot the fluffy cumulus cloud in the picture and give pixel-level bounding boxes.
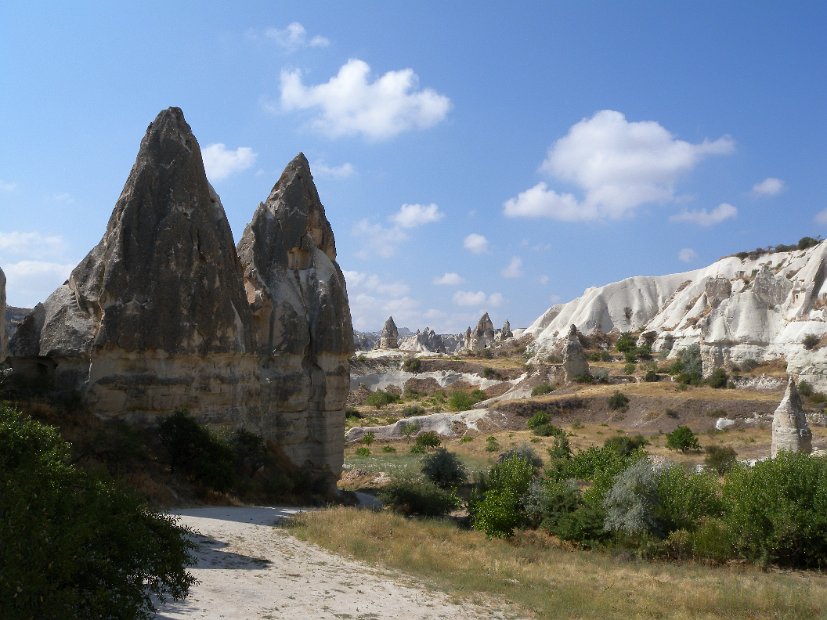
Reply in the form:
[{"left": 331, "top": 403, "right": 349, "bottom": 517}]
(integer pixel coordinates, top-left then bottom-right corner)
[
  {"left": 262, "top": 22, "right": 329, "bottom": 51},
  {"left": 312, "top": 161, "right": 355, "bottom": 180},
  {"left": 390, "top": 203, "right": 444, "bottom": 228},
  {"left": 0, "top": 179, "right": 17, "bottom": 192},
  {"left": 0, "top": 231, "right": 78, "bottom": 307},
  {"left": 433, "top": 272, "right": 464, "bottom": 286},
  {"left": 202, "top": 144, "right": 257, "bottom": 181},
  {"left": 504, "top": 110, "right": 734, "bottom": 221},
  {"left": 452, "top": 290, "right": 503, "bottom": 307},
  {"left": 500, "top": 256, "right": 523, "bottom": 279},
  {"left": 814, "top": 209, "right": 827, "bottom": 226},
  {"left": 678, "top": 248, "right": 698, "bottom": 263},
  {"left": 752, "top": 177, "right": 785, "bottom": 196},
  {"left": 353, "top": 203, "right": 444, "bottom": 258},
  {"left": 0, "top": 231, "right": 66, "bottom": 256},
  {"left": 463, "top": 233, "right": 488, "bottom": 254},
  {"left": 670, "top": 203, "right": 737, "bottom": 226},
  {"left": 343, "top": 269, "right": 420, "bottom": 331},
  {"left": 280, "top": 59, "right": 452, "bottom": 141}
]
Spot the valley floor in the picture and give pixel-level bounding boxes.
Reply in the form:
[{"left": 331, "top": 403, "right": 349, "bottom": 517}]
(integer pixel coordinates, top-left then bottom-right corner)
[{"left": 153, "top": 506, "right": 513, "bottom": 620}]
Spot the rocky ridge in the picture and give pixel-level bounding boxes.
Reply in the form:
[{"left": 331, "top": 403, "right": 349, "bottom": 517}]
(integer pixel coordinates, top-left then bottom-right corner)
[
  {"left": 0, "top": 267, "right": 6, "bottom": 362},
  {"left": 525, "top": 242, "right": 827, "bottom": 389},
  {"left": 8, "top": 108, "right": 352, "bottom": 486}
]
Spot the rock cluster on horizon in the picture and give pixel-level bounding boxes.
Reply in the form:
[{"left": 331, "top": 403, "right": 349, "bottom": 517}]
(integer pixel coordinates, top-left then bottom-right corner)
[
  {"left": 771, "top": 378, "right": 813, "bottom": 457},
  {"left": 9, "top": 107, "right": 352, "bottom": 486},
  {"left": 377, "top": 316, "right": 399, "bottom": 349}
]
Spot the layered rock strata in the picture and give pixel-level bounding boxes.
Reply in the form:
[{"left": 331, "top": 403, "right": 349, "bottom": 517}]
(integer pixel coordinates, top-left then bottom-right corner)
[
  {"left": 771, "top": 379, "right": 812, "bottom": 457},
  {"left": 9, "top": 108, "right": 352, "bottom": 485}
]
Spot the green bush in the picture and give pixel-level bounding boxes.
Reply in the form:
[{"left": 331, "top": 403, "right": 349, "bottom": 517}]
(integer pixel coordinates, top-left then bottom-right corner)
[
  {"left": 802, "top": 333, "right": 820, "bottom": 350},
  {"left": 603, "top": 434, "right": 648, "bottom": 457},
  {"left": 0, "top": 406, "right": 194, "bottom": 618},
  {"left": 482, "top": 367, "right": 501, "bottom": 380},
  {"left": 670, "top": 345, "right": 703, "bottom": 385},
  {"left": 527, "top": 411, "right": 564, "bottom": 439},
  {"left": 656, "top": 466, "right": 723, "bottom": 534},
  {"left": 382, "top": 445, "right": 397, "bottom": 453},
  {"left": 485, "top": 436, "right": 500, "bottom": 452},
  {"left": 797, "top": 380, "right": 814, "bottom": 398},
  {"left": 472, "top": 453, "right": 537, "bottom": 538},
  {"left": 531, "top": 383, "right": 555, "bottom": 396},
  {"left": 365, "top": 389, "right": 401, "bottom": 409},
  {"left": 723, "top": 452, "right": 827, "bottom": 568},
  {"left": 414, "top": 431, "right": 441, "bottom": 450},
  {"left": 616, "top": 332, "right": 636, "bottom": 353},
  {"left": 158, "top": 410, "right": 235, "bottom": 491},
  {"left": 524, "top": 478, "right": 581, "bottom": 531},
  {"left": 547, "top": 434, "right": 572, "bottom": 460},
  {"left": 706, "top": 368, "right": 729, "bottom": 389},
  {"left": 447, "top": 390, "right": 485, "bottom": 411},
  {"left": 379, "top": 476, "right": 459, "bottom": 516},
  {"left": 498, "top": 444, "right": 543, "bottom": 470},
  {"left": 644, "top": 370, "right": 659, "bottom": 382},
  {"left": 402, "top": 405, "right": 425, "bottom": 417},
  {"left": 362, "top": 431, "right": 375, "bottom": 446},
  {"left": 704, "top": 445, "right": 738, "bottom": 475},
  {"left": 402, "top": 357, "right": 422, "bottom": 372},
  {"left": 603, "top": 458, "right": 662, "bottom": 537},
  {"left": 355, "top": 446, "right": 371, "bottom": 457},
  {"left": 665, "top": 426, "right": 700, "bottom": 453},
  {"left": 421, "top": 448, "right": 467, "bottom": 489},
  {"left": 607, "top": 391, "right": 630, "bottom": 411},
  {"left": 623, "top": 361, "right": 636, "bottom": 375}
]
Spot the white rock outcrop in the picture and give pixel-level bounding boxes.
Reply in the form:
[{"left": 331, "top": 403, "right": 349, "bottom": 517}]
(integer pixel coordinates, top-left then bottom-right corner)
[
  {"left": 771, "top": 378, "right": 812, "bottom": 457},
  {"left": 525, "top": 242, "right": 827, "bottom": 389}
]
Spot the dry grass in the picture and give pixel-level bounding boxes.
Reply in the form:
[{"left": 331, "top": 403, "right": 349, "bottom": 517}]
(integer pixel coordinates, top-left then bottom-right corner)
[{"left": 289, "top": 507, "right": 827, "bottom": 619}]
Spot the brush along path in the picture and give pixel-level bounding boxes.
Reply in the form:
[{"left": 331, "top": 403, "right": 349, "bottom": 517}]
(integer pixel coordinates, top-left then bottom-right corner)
[{"left": 154, "top": 506, "right": 514, "bottom": 619}]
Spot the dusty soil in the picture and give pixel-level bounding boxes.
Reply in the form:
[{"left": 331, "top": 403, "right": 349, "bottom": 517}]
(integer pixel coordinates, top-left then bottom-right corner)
[{"left": 154, "top": 506, "right": 512, "bottom": 619}]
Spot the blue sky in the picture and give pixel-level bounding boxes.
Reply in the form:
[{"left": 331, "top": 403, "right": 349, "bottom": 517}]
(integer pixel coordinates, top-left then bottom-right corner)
[{"left": 1, "top": 2, "right": 825, "bottom": 332}]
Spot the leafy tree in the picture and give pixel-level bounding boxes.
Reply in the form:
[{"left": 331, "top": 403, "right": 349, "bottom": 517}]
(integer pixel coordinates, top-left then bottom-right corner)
[
  {"left": 0, "top": 406, "right": 194, "bottom": 618},
  {"left": 707, "top": 368, "right": 729, "bottom": 389},
  {"left": 158, "top": 410, "right": 235, "bottom": 491},
  {"left": 615, "top": 332, "right": 636, "bottom": 353},
  {"left": 471, "top": 453, "right": 536, "bottom": 538},
  {"left": 379, "top": 475, "right": 459, "bottom": 516},
  {"left": 361, "top": 431, "right": 375, "bottom": 446},
  {"left": 704, "top": 445, "right": 738, "bottom": 475},
  {"left": 365, "top": 389, "right": 401, "bottom": 409},
  {"left": 656, "top": 466, "right": 723, "bottom": 534},
  {"left": 670, "top": 345, "right": 703, "bottom": 385},
  {"left": 603, "top": 458, "right": 662, "bottom": 537},
  {"left": 666, "top": 425, "right": 700, "bottom": 453},
  {"left": 421, "top": 448, "right": 467, "bottom": 489}
]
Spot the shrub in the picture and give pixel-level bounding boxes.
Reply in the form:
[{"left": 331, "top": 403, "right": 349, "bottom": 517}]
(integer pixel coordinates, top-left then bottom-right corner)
[
  {"left": 498, "top": 444, "right": 543, "bottom": 470},
  {"left": 524, "top": 478, "right": 581, "bottom": 531},
  {"left": 472, "top": 453, "right": 537, "bottom": 538},
  {"left": 797, "top": 380, "right": 814, "bottom": 398},
  {"left": 485, "top": 436, "right": 500, "bottom": 452},
  {"left": 616, "top": 332, "right": 636, "bottom": 353},
  {"left": 670, "top": 345, "right": 703, "bottom": 385},
  {"left": 644, "top": 370, "right": 659, "bottom": 382},
  {"left": 421, "top": 448, "right": 467, "bottom": 489},
  {"left": 345, "top": 408, "right": 362, "bottom": 420},
  {"left": 379, "top": 476, "right": 459, "bottom": 516},
  {"left": 365, "top": 389, "right": 400, "bottom": 409},
  {"left": 704, "top": 445, "right": 737, "bottom": 475},
  {"left": 414, "top": 431, "right": 441, "bottom": 450},
  {"left": 623, "top": 362, "right": 636, "bottom": 375},
  {"left": 656, "top": 466, "right": 723, "bottom": 534},
  {"left": 402, "top": 357, "right": 422, "bottom": 372},
  {"left": 803, "top": 333, "right": 820, "bottom": 350},
  {"left": 603, "top": 434, "right": 648, "bottom": 457},
  {"left": 0, "top": 406, "right": 194, "bottom": 618},
  {"left": 547, "top": 434, "right": 572, "bottom": 460},
  {"left": 603, "top": 458, "right": 662, "bottom": 538},
  {"left": 362, "top": 431, "right": 375, "bottom": 446},
  {"left": 447, "top": 390, "right": 484, "bottom": 411},
  {"left": 355, "top": 446, "right": 371, "bottom": 457},
  {"left": 707, "top": 368, "right": 729, "bottom": 389},
  {"left": 157, "top": 410, "right": 235, "bottom": 491},
  {"left": 402, "top": 405, "right": 425, "bottom": 417},
  {"left": 382, "top": 445, "right": 397, "bottom": 453},
  {"left": 723, "top": 452, "right": 827, "bottom": 568},
  {"left": 666, "top": 426, "right": 700, "bottom": 453},
  {"left": 532, "top": 422, "right": 565, "bottom": 438},
  {"left": 798, "top": 236, "right": 819, "bottom": 250},
  {"left": 482, "top": 367, "right": 501, "bottom": 380},
  {"left": 607, "top": 391, "right": 630, "bottom": 411},
  {"left": 401, "top": 421, "right": 419, "bottom": 441},
  {"left": 531, "top": 383, "right": 555, "bottom": 396}
]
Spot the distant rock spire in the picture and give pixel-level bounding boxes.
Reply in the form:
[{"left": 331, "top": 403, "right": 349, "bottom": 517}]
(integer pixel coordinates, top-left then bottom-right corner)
[
  {"left": 378, "top": 316, "right": 399, "bottom": 349},
  {"left": 0, "top": 266, "right": 6, "bottom": 362},
  {"left": 771, "top": 378, "right": 812, "bottom": 457}
]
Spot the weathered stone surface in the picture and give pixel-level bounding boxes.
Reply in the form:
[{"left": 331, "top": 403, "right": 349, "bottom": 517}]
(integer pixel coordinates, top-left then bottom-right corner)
[
  {"left": 399, "top": 327, "right": 444, "bottom": 353},
  {"left": 771, "top": 378, "right": 812, "bottom": 457},
  {"left": 0, "top": 267, "right": 6, "bottom": 362},
  {"left": 237, "top": 152, "right": 353, "bottom": 480},
  {"left": 562, "top": 324, "right": 589, "bottom": 381},
  {"left": 500, "top": 319, "right": 513, "bottom": 340},
  {"left": 378, "top": 316, "right": 399, "bottom": 349},
  {"left": 465, "top": 312, "right": 495, "bottom": 352},
  {"left": 9, "top": 108, "right": 353, "bottom": 488}
]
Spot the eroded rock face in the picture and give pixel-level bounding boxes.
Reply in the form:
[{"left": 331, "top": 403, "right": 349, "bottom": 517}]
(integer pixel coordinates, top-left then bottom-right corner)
[
  {"left": 237, "top": 153, "right": 353, "bottom": 479},
  {"left": 0, "top": 267, "right": 6, "bottom": 362},
  {"left": 9, "top": 109, "right": 352, "bottom": 487},
  {"left": 562, "top": 324, "right": 589, "bottom": 381},
  {"left": 771, "top": 379, "right": 812, "bottom": 457},
  {"left": 465, "top": 312, "right": 495, "bottom": 352},
  {"left": 500, "top": 320, "right": 513, "bottom": 340},
  {"left": 378, "top": 316, "right": 399, "bottom": 349}
]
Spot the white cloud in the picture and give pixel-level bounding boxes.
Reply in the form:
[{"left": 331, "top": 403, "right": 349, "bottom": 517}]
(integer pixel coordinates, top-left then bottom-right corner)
[
  {"left": 433, "top": 272, "right": 464, "bottom": 286},
  {"left": 263, "top": 22, "right": 329, "bottom": 51},
  {"left": 501, "top": 256, "right": 523, "bottom": 279},
  {"left": 343, "top": 269, "right": 420, "bottom": 331},
  {"left": 280, "top": 58, "right": 452, "bottom": 141},
  {"left": 670, "top": 203, "right": 737, "bottom": 226},
  {"left": 0, "top": 231, "right": 67, "bottom": 257},
  {"left": 202, "top": 144, "right": 257, "bottom": 181},
  {"left": 678, "top": 248, "right": 698, "bottom": 263},
  {"left": 354, "top": 202, "right": 443, "bottom": 258},
  {"left": 3, "top": 260, "right": 75, "bottom": 307},
  {"left": 452, "top": 290, "right": 503, "bottom": 307},
  {"left": 463, "top": 233, "right": 488, "bottom": 254},
  {"left": 504, "top": 110, "right": 735, "bottom": 221},
  {"left": 313, "top": 161, "right": 356, "bottom": 180},
  {"left": 814, "top": 209, "right": 827, "bottom": 226},
  {"left": 752, "top": 177, "right": 785, "bottom": 196},
  {"left": 0, "top": 179, "right": 17, "bottom": 192},
  {"left": 53, "top": 192, "right": 74, "bottom": 204},
  {"left": 538, "top": 275, "right": 550, "bottom": 285}
]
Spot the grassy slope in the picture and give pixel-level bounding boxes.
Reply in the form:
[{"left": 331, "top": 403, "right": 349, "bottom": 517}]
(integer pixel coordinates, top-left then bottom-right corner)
[{"left": 290, "top": 507, "right": 827, "bottom": 619}]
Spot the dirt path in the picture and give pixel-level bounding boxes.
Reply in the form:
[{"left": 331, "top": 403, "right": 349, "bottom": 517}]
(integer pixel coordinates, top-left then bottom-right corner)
[{"left": 154, "top": 506, "right": 512, "bottom": 619}]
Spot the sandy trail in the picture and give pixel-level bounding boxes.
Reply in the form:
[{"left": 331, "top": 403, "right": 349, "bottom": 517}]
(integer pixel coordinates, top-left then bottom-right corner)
[{"left": 154, "top": 506, "right": 510, "bottom": 619}]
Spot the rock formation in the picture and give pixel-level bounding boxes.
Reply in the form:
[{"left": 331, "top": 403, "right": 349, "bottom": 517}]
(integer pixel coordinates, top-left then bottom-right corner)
[
  {"left": 377, "top": 316, "right": 399, "bottom": 349},
  {"left": 9, "top": 107, "right": 352, "bottom": 486},
  {"left": 562, "top": 324, "right": 589, "bottom": 381},
  {"left": 465, "top": 312, "right": 495, "bottom": 352},
  {"left": 771, "top": 378, "right": 812, "bottom": 457},
  {"left": 0, "top": 267, "right": 6, "bottom": 362},
  {"left": 399, "top": 327, "right": 444, "bottom": 353},
  {"left": 500, "top": 319, "right": 513, "bottom": 340},
  {"left": 524, "top": 242, "right": 827, "bottom": 390},
  {"left": 237, "top": 152, "right": 353, "bottom": 477}
]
